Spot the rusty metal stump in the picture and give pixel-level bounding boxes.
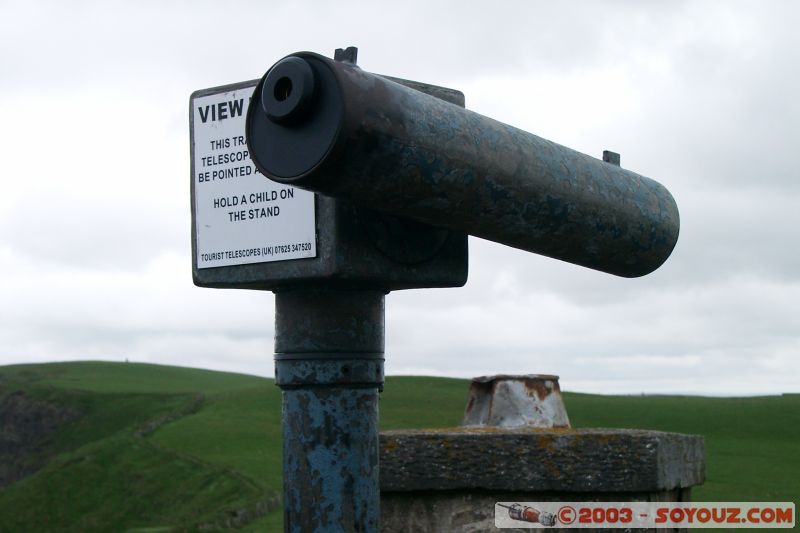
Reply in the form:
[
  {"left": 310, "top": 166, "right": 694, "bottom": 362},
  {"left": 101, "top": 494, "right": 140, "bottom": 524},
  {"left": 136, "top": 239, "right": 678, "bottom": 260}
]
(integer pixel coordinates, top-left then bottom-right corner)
[{"left": 378, "top": 376, "right": 705, "bottom": 533}]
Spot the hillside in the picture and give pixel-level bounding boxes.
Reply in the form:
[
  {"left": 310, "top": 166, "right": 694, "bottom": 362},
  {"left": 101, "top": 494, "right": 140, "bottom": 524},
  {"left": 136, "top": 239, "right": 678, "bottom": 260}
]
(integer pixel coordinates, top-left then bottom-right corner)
[{"left": 0, "top": 362, "right": 797, "bottom": 531}]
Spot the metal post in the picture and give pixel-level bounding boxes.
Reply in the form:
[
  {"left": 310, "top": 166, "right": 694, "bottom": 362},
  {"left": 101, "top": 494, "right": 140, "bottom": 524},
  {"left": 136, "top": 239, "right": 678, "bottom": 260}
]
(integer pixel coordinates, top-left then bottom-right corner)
[{"left": 274, "top": 288, "right": 385, "bottom": 532}]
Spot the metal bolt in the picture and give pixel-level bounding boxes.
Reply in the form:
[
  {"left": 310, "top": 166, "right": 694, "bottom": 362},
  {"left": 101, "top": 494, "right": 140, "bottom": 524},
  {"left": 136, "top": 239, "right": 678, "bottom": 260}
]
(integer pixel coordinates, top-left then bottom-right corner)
[
  {"left": 603, "top": 150, "right": 621, "bottom": 167},
  {"left": 334, "top": 46, "right": 358, "bottom": 64}
]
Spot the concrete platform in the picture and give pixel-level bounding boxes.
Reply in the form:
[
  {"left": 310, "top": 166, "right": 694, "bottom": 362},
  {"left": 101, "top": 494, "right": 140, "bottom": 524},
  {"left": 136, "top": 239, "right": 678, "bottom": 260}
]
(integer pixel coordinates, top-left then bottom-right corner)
[{"left": 379, "top": 428, "right": 704, "bottom": 532}]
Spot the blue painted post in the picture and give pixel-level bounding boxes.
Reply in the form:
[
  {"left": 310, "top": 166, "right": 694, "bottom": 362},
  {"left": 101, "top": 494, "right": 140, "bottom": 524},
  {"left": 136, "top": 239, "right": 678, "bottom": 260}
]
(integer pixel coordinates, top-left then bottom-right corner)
[{"left": 274, "top": 288, "right": 384, "bottom": 532}]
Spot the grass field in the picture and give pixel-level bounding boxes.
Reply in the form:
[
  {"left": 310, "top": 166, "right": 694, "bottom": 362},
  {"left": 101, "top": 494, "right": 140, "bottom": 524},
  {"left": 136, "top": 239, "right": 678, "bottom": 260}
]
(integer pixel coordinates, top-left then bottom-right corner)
[{"left": 0, "top": 361, "right": 797, "bottom": 531}]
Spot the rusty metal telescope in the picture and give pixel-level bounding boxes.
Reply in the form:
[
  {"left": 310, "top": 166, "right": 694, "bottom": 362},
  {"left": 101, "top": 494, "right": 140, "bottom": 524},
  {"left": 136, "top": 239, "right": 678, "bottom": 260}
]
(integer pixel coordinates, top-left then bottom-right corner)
[{"left": 246, "top": 51, "right": 680, "bottom": 278}]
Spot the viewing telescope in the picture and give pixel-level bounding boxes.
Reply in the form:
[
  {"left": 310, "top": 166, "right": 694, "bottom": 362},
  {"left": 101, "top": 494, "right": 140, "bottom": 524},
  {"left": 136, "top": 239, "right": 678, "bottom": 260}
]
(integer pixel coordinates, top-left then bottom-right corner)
[
  {"left": 187, "top": 48, "right": 689, "bottom": 532},
  {"left": 246, "top": 51, "right": 679, "bottom": 278}
]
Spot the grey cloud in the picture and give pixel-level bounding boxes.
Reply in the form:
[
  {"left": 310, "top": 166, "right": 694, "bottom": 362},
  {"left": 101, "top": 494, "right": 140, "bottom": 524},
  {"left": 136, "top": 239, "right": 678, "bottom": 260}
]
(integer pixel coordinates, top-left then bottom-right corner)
[{"left": 0, "top": 1, "right": 797, "bottom": 396}]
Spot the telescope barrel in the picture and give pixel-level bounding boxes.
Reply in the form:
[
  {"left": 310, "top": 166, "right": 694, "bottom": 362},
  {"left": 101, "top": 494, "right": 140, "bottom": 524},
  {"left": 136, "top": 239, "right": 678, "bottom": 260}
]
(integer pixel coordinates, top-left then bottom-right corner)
[{"left": 246, "top": 52, "right": 679, "bottom": 278}]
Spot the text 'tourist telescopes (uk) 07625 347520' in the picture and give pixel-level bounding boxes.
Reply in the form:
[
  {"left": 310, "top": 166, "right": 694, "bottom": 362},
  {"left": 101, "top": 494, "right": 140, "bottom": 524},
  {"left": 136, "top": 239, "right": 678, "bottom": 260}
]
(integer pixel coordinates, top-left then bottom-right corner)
[{"left": 245, "top": 51, "right": 680, "bottom": 278}]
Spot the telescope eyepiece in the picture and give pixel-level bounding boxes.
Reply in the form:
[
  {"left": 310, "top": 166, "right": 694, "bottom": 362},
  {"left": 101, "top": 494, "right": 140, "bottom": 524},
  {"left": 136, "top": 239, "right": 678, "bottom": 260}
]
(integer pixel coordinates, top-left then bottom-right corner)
[{"left": 261, "top": 57, "right": 316, "bottom": 124}]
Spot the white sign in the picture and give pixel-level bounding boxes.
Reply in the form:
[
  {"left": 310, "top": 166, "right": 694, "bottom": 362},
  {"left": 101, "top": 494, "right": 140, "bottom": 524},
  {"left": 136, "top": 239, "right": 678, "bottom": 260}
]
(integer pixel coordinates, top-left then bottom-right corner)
[{"left": 192, "top": 83, "right": 316, "bottom": 269}]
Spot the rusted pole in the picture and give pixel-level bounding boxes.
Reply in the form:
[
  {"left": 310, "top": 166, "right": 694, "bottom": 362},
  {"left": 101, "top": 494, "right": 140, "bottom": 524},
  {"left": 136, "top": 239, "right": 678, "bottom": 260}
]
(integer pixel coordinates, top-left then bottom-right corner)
[{"left": 274, "top": 288, "right": 384, "bottom": 532}]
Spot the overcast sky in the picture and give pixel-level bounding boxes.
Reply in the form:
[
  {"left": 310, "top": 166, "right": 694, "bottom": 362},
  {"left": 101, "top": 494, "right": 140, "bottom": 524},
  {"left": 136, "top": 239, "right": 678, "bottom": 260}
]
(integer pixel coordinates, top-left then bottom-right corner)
[{"left": 1, "top": 1, "right": 797, "bottom": 395}]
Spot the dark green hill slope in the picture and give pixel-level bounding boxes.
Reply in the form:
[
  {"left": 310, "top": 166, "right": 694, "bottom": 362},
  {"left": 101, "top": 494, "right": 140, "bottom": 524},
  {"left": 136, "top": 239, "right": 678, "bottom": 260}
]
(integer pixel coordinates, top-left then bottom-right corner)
[
  {"left": 0, "top": 362, "right": 276, "bottom": 532},
  {"left": 0, "top": 362, "right": 797, "bottom": 532}
]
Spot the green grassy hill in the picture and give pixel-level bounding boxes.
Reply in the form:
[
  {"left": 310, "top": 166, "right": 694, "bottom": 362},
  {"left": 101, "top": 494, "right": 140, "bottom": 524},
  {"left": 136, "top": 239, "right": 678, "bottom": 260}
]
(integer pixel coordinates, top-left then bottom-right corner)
[{"left": 0, "top": 362, "right": 797, "bottom": 532}]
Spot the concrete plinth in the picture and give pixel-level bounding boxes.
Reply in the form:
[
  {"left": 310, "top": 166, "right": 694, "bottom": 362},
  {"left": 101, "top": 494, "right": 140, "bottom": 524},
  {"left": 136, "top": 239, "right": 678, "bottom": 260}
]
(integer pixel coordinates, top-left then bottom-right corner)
[{"left": 379, "top": 428, "right": 704, "bottom": 532}]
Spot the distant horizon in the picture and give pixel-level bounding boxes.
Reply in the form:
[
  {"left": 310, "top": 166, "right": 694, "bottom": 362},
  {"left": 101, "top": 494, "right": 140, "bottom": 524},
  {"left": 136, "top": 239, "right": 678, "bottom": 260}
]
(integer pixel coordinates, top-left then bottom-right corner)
[{"left": 2, "top": 358, "right": 794, "bottom": 399}]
